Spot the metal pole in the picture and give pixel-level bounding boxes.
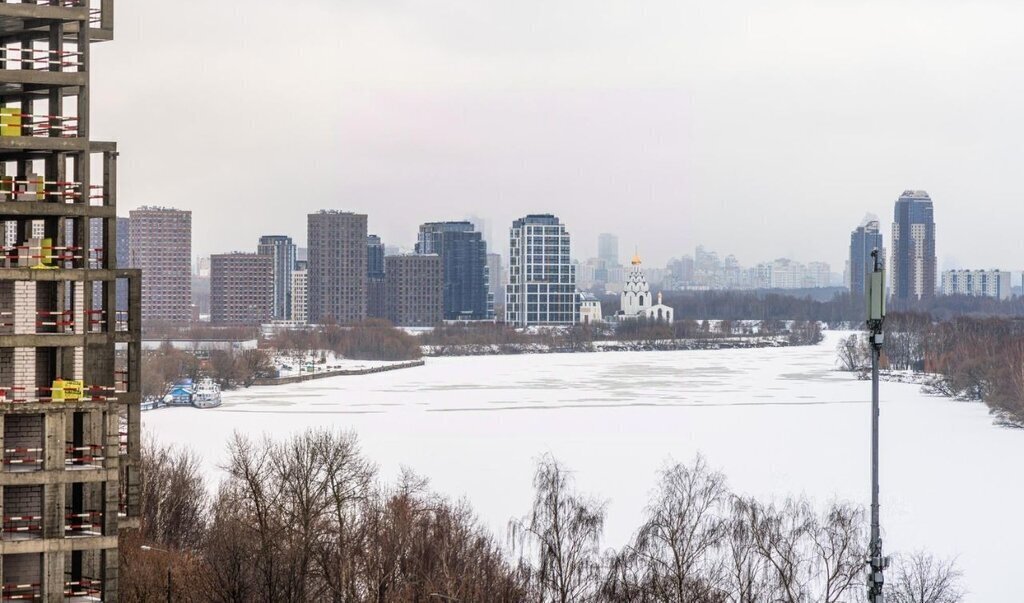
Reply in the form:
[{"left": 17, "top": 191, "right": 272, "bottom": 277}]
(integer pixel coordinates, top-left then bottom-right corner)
[{"left": 867, "top": 249, "right": 886, "bottom": 602}]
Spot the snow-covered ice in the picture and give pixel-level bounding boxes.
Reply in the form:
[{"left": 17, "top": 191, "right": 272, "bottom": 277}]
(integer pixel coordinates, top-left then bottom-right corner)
[{"left": 146, "top": 331, "right": 1023, "bottom": 600}]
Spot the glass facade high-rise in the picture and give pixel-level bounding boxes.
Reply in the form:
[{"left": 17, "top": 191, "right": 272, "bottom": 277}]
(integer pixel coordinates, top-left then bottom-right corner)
[
  {"left": 598, "top": 233, "right": 619, "bottom": 267},
  {"left": 506, "top": 214, "right": 577, "bottom": 326},
  {"left": 849, "top": 215, "right": 884, "bottom": 299},
  {"left": 367, "top": 234, "right": 385, "bottom": 279},
  {"left": 891, "top": 191, "right": 937, "bottom": 302},
  {"left": 367, "top": 235, "right": 386, "bottom": 319},
  {"left": 416, "top": 221, "right": 490, "bottom": 320},
  {"left": 257, "top": 235, "right": 297, "bottom": 320}
]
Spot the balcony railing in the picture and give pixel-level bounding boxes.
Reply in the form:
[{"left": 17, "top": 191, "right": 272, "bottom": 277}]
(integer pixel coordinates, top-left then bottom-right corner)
[
  {"left": 64, "top": 509, "right": 102, "bottom": 537},
  {"left": 3, "top": 446, "right": 42, "bottom": 471},
  {"left": 0, "top": 178, "right": 102, "bottom": 203},
  {"left": 1, "top": 582, "right": 40, "bottom": 601},
  {"left": 2, "top": 514, "right": 42, "bottom": 540},
  {"left": 65, "top": 443, "right": 104, "bottom": 468},
  {"left": 64, "top": 577, "right": 102, "bottom": 599}
]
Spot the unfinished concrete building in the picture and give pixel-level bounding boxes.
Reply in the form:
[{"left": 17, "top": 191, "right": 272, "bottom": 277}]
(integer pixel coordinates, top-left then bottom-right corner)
[{"left": 0, "top": 2, "right": 142, "bottom": 601}]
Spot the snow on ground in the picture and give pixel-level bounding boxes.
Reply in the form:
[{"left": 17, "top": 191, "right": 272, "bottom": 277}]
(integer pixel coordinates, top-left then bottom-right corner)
[
  {"left": 145, "top": 331, "right": 1023, "bottom": 600},
  {"left": 271, "top": 351, "right": 406, "bottom": 378}
]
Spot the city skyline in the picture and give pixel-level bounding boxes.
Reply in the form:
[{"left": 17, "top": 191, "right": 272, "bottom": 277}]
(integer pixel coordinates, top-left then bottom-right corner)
[{"left": 92, "top": 2, "right": 1024, "bottom": 271}]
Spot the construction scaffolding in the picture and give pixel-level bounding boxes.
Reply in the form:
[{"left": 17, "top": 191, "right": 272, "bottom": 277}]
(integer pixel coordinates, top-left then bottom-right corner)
[{"left": 0, "top": 2, "right": 139, "bottom": 602}]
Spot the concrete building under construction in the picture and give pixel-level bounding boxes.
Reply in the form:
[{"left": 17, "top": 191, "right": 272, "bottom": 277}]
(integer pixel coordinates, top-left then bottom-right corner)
[{"left": 0, "top": 2, "right": 141, "bottom": 601}]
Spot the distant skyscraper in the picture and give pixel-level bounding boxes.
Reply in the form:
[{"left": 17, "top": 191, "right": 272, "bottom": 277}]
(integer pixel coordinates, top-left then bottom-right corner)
[
  {"left": 210, "top": 253, "right": 274, "bottom": 325},
  {"left": 416, "top": 221, "right": 490, "bottom": 320},
  {"left": 367, "top": 235, "right": 386, "bottom": 318},
  {"left": 385, "top": 254, "right": 443, "bottom": 327},
  {"left": 258, "top": 235, "right": 297, "bottom": 320},
  {"left": 849, "top": 215, "right": 884, "bottom": 299},
  {"left": 487, "top": 252, "right": 503, "bottom": 313},
  {"left": 506, "top": 214, "right": 577, "bottom": 326},
  {"left": 891, "top": 190, "right": 937, "bottom": 301},
  {"left": 307, "top": 211, "right": 367, "bottom": 324},
  {"left": 598, "top": 233, "right": 619, "bottom": 267},
  {"left": 291, "top": 269, "right": 309, "bottom": 323},
  {"left": 116, "top": 216, "right": 129, "bottom": 310},
  {"left": 367, "top": 235, "right": 385, "bottom": 279},
  {"left": 129, "top": 206, "right": 192, "bottom": 324}
]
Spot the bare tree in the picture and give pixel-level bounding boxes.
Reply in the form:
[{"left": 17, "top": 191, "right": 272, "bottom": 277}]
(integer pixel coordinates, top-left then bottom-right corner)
[
  {"left": 723, "top": 498, "right": 770, "bottom": 603},
  {"left": 886, "top": 552, "right": 965, "bottom": 603},
  {"left": 139, "top": 439, "right": 209, "bottom": 550},
  {"left": 511, "top": 454, "right": 607, "bottom": 603},
  {"left": 744, "top": 498, "right": 813, "bottom": 602},
  {"left": 628, "top": 457, "right": 729, "bottom": 600},
  {"left": 807, "top": 502, "right": 865, "bottom": 602},
  {"left": 836, "top": 334, "right": 868, "bottom": 372}
]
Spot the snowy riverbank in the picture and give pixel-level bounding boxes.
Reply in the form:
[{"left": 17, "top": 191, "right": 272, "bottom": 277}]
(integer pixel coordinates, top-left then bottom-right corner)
[{"left": 144, "top": 331, "right": 1024, "bottom": 600}]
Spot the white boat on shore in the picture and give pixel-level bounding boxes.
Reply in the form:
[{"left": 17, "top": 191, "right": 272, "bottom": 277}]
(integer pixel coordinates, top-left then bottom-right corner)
[
  {"left": 192, "top": 378, "right": 222, "bottom": 409},
  {"left": 144, "top": 378, "right": 223, "bottom": 411}
]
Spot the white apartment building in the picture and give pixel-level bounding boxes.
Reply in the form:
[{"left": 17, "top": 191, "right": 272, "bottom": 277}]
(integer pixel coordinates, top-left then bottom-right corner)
[
  {"left": 506, "top": 214, "right": 577, "bottom": 326},
  {"left": 291, "top": 269, "right": 309, "bottom": 323},
  {"left": 941, "top": 269, "right": 1012, "bottom": 300}
]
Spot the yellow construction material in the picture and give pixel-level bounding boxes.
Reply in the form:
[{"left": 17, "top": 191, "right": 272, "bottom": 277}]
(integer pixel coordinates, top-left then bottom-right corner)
[
  {"left": 52, "top": 379, "right": 85, "bottom": 402},
  {"left": 30, "top": 237, "right": 56, "bottom": 270},
  {"left": 0, "top": 108, "right": 21, "bottom": 137}
]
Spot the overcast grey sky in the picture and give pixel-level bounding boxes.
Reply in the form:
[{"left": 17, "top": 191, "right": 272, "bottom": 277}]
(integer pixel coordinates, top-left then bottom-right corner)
[{"left": 92, "top": 0, "right": 1024, "bottom": 270}]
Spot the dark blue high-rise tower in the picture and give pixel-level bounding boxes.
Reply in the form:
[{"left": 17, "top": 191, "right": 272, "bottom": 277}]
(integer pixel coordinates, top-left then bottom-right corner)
[
  {"left": 891, "top": 190, "right": 936, "bottom": 301},
  {"left": 416, "top": 221, "right": 491, "bottom": 320},
  {"left": 850, "top": 215, "right": 884, "bottom": 299}
]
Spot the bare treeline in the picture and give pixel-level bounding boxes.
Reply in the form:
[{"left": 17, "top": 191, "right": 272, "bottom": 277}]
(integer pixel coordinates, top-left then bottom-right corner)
[
  {"left": 272, "top": 319, "right": 422, "bottom": 361},
  {"left": 837, "top": 313, "right": 1024, "bottom": 427},
  {"left": 141, "top": 346, "right": 275, "bottom": 395},
  {"left": 124, "top": 433, "right": 963, "bottom": 603},
  {"left": 655, "top": 290, "right": 1024, "bottom": 324},
  {"left": 420, "top": 320, "right": 822, "bottom": 354}
]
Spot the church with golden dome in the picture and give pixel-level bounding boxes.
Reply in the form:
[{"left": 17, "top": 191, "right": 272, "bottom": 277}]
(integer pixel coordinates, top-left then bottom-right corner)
[{"left": 616, "top": 252, "right": 674, "bottom": 322}]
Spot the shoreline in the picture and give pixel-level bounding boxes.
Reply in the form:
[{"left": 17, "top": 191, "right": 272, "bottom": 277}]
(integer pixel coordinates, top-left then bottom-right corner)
[
  {"left": 421, "top": 335, "right": 804, "bottom": 357},
  {"left": 253, "top": 359, "right": 426, "bottom": 386}
]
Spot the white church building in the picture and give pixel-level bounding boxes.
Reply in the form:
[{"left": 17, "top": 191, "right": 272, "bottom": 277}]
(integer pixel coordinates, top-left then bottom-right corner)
[{"left": 616, "top": 253, "right": 674, "bottom": 322}]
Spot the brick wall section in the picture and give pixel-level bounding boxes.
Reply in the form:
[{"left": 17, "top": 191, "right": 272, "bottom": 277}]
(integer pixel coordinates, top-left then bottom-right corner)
[
  {"left": 0, "top": 347, "right": 12, "bottom": 388},
  {"left": 3, "top": 553, "right": 41, "bottom": 585},
  {"left": 4, "top": 414, "right": 43, "bottom": 456},
  {"left": 13, "top": 349, "right": 35, "bottom": 391},
  {"left": 0, "top": 281, "right": 12, "bottom": 334},
  {"left": 13, "top": 282, "right": 34, "bottom": 334},
  {"left": 4, "top": 486, "right": 43, "bottom": 522}
]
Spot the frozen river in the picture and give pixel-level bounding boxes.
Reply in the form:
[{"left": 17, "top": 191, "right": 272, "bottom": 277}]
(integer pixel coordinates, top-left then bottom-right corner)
[{"left": 146, "top": 332, "right": 1023, "bottom": 600}]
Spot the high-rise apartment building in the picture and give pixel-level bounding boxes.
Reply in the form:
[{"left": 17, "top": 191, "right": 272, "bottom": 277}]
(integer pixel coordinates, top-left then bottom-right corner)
[
  {"left": 506, "top": 215, "right": 577, "bottom": 326},
  {"left": 307, "top": 211, "right": 367, "bottom": 324},
  {"left": 257, "top": 235, "right": 296, "bottom": 321},
  {"left": 210, "top": 253, "right": 274, "bottom": 325},
  {"left": 385, "top": 255, "right": 443, "bottom": 327},
  {"left": 367, "top": 235, "right": 385, "bottom": 280},
  {"left": 129, "top": 206, "right": 192, "bottom": 324},
  {"left": 891, "top": 190, "right": 937, "bottom": 301},
  {"left": 941, "top": 270, "right": 1012, "bottom": 300},
  {"left": 291, "top": 269, "right": 309, "bottom": 324},
  {"left": 487, "top": 252, "right": 503, "bottom": 314},
  {"left": 850, "top": 215, "right": 885, "bottom": 298},
  {"left": 367, "top": 235, "right": 386, "bottom": 319},
  {"left": 0, "top": 5, "right": 141, "bottom": 600},
  {"left": 598, "top": 233, "right": 620, "bottom": 267},
  {"left": 416, "top": 222, "right": 490, "bottom": 320}
]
